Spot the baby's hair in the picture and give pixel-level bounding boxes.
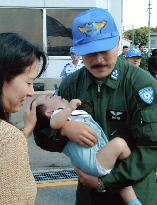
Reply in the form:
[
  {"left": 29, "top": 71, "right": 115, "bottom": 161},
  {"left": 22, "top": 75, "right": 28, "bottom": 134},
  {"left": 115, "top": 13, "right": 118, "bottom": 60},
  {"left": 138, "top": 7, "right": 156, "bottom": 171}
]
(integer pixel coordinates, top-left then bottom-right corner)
[
  {"left": 36, "top": 104, "right": 49, "bottom": 130},
  {"left": 32, "top": 99, "right": 50, "bottom": 131}
]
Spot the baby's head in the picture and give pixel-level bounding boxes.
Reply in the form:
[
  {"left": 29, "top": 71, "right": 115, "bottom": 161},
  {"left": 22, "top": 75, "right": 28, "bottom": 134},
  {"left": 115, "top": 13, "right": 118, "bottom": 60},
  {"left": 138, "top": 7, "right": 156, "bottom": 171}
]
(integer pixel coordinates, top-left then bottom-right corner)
[{"left": 34, "top": 95, "right": 69, "bottom": 131}]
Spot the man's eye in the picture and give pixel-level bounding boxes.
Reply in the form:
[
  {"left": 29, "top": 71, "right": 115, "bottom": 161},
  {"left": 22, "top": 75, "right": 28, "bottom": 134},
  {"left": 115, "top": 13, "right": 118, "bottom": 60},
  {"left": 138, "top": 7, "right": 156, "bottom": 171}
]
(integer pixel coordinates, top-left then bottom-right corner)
[{"left": 27, "top": 82, "right": 33, "bottom": 85}]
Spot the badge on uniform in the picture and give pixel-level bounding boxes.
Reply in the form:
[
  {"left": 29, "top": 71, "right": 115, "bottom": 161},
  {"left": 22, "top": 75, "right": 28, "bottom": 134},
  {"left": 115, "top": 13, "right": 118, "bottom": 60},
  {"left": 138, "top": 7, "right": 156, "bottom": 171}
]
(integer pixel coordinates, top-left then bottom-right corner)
[
  {"left": 107, "top": 110, "right": 127, "bottom": 121},
  {"left": 138, "top": 86, "right": 155, "bottom": 105},
  {"left": 111, "top": 68, "right": 120, "bottom": 80}
]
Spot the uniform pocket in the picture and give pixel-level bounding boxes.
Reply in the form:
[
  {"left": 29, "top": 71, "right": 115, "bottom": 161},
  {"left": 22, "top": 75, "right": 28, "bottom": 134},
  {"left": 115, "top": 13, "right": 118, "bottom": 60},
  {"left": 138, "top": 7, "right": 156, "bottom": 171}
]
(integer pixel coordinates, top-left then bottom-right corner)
[
  {"left": 140, "top": 107, "right": 157, "bottom": 143},
  {"left": 141, "top": 108, "right": 157, "bottom": 123}
]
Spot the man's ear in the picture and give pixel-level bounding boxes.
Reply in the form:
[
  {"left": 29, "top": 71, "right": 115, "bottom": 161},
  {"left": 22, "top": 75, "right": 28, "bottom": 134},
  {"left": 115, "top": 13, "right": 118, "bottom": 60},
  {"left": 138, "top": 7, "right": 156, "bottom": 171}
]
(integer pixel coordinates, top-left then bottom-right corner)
[{"left": 45, "top": 110, "right": 51, "bottom": 118}]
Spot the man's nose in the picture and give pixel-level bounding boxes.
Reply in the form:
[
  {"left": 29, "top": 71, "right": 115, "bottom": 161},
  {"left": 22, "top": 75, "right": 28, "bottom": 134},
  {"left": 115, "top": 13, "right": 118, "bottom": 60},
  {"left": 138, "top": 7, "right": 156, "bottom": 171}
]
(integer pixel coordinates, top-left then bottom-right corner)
[{"left": 95, "top": 53, "right": 104, "bottom": 63}]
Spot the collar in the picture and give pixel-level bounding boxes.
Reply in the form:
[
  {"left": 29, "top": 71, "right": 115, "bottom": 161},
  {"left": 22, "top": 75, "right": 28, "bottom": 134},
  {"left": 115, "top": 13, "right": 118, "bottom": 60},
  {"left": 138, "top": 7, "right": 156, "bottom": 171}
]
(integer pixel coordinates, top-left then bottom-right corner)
[{"left": 86, "top": 59, "right": 123, "bottom": 90}]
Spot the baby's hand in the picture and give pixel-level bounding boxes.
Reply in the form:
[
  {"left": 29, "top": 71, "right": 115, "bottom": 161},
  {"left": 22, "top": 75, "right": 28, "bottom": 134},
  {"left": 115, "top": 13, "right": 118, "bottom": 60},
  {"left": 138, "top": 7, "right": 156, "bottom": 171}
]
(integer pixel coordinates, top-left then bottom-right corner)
[{"left": 69, "top": 99, "right": 81, "bottom": 111}]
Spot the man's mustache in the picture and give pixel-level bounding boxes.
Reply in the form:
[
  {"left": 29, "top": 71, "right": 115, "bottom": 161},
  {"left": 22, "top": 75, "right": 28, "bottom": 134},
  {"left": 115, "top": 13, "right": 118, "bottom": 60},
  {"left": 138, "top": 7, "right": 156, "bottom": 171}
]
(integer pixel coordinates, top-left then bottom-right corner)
[{"left": 91, "top": 64, "right": 107, "bottom": 69}]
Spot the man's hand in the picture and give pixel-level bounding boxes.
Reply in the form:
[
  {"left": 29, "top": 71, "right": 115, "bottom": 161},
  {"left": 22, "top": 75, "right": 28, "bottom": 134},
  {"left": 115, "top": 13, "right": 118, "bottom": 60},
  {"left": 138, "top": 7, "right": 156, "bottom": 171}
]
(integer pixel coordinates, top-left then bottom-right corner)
[
  {"left": 23, "top": 101, "right": 37, "bottom": 137},
  {"left": 60, "top": 121, "right": 98, "bottom": 147},
  {"left": 76, "top": 168, "right": 99, "bottom": 189}
]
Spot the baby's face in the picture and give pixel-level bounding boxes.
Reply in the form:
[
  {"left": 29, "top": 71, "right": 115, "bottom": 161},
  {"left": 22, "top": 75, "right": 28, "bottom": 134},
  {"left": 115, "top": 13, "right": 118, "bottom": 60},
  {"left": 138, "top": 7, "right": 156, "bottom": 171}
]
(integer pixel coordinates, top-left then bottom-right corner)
[{"left": 36, "top": 95, "right": 69, "bottom": 112}]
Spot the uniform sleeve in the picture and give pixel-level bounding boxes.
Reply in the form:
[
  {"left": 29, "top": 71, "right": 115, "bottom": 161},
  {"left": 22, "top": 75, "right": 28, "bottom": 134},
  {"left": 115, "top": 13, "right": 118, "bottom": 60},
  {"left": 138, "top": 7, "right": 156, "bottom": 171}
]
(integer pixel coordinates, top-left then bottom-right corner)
[{"left": 101, "top": 70, "right": 157, "bottom": 189}]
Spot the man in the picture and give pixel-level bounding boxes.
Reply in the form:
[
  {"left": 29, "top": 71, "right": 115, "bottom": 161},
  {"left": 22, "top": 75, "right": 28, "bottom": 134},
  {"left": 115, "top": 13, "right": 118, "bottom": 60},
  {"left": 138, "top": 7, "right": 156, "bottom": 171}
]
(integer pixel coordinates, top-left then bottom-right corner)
[
  {"left": 151, "top": 49, "right": 157, "bottom": 57},
  {"left": 139, "top": 44, "right": 148, "bottom": 70},
  {"left": 60, "top": 46, "right": 84, "bottom": 78},
  {"left": 118, "top": 45, "right": 129, "bottom": 61},
  {"left": 125, "top": 48, "right": 142, "bottom": 67},
  {"left": 148, "top": 49, "right": 157, "bottom": 79},
  {"left": 148, "top": 56, "right": 157, "bottom": 79},
  {"left": 34, "top": 8, "right": 157, "bottom": 205}
]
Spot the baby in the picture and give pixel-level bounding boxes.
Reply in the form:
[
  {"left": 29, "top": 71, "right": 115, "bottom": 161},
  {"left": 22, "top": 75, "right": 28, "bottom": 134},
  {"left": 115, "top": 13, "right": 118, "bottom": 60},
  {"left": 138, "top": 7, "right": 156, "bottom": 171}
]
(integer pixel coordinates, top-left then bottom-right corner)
[{"left": 34, "top": 95, "right": 142, "bottom": 205}]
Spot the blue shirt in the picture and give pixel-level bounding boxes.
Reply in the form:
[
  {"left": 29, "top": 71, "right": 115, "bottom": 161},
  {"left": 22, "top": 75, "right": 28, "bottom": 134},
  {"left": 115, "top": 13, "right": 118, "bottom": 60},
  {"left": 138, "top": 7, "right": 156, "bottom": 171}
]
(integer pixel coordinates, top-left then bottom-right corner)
[{"left": 60, "top": 60, "right": 84, "bottom": 78}]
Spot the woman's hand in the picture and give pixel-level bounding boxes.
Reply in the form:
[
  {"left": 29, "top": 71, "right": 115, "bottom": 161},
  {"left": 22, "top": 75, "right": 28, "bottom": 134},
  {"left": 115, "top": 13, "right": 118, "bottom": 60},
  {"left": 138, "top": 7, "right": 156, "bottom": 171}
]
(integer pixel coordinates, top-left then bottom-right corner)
[
  {"left": 23, "top": 101, "right": 37, "bottom": 137},
  {"left": 60, "top": 121, "right": 98, "bottom": 147},
  {"left": 75, "top": 168, "right": 99, "bottom": 189}
]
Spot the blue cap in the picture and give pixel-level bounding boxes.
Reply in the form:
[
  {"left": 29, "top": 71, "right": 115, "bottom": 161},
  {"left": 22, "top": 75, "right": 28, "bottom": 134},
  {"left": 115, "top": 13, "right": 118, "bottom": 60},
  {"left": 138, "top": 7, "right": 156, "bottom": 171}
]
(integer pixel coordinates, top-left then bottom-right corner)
[
  {"left": 125, "top": 48, "right": 142, "bottom": 58},
  {"left": 72, "top": 8, "right": 119, "bottom": 56},
  {"left": 70, "top": 46, "right": 76, "bottom": 54}
]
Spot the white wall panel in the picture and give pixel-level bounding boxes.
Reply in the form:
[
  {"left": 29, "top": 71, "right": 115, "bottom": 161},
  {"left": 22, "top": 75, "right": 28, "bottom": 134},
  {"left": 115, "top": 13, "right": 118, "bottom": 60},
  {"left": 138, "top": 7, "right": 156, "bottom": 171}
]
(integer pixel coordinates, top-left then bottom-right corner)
[{"left": 0, "top": 0, "right": 44, "bottom": 7}]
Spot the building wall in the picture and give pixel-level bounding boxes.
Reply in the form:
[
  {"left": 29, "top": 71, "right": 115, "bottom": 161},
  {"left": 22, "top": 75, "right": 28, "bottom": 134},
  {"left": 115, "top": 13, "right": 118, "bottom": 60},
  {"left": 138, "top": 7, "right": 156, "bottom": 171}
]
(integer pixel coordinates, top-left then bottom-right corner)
[
  {"left": 0, "top": 0, "right": 106, "bottom": 8},
  {"left": 0, "top": 0, "right": 122, "bottom": 79},
  {"left": 150, "top": 32, "right": 157, "bottom": 50}
]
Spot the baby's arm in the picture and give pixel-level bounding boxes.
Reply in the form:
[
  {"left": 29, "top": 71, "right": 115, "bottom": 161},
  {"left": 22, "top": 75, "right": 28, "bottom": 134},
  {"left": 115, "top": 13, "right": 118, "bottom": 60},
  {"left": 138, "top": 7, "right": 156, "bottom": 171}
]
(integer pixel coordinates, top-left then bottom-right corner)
[{"left": 50, "top": 99, "right": 81, "bottom": 129}]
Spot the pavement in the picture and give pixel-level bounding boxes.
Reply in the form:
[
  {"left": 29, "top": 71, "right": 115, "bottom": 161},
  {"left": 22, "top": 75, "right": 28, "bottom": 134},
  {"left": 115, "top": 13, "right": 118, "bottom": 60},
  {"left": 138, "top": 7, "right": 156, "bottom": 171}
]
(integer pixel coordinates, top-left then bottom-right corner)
[
  {"left": 11, "top": 92, "right": 77, "bottom": 205},
  {"left": 28, "top": 136, "right": 77, "bottom": 205}
]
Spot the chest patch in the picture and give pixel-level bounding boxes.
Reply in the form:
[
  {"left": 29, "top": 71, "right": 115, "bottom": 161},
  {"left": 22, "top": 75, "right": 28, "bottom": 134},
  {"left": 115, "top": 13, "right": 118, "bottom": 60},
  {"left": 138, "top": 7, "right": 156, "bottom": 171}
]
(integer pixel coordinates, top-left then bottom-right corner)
[
  {"left": 107, "top": 111, "right": 127, "bottom": 121},
  {"left": 111, "top": 68, "right": 120, "bottom": 80}
]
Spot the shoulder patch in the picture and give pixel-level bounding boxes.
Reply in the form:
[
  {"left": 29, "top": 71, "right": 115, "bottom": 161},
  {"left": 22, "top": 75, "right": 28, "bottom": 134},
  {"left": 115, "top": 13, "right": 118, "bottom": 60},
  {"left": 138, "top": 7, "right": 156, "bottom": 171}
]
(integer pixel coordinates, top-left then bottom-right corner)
[{"left": 138, "top": 86, "right": 156, "bottom": 105}]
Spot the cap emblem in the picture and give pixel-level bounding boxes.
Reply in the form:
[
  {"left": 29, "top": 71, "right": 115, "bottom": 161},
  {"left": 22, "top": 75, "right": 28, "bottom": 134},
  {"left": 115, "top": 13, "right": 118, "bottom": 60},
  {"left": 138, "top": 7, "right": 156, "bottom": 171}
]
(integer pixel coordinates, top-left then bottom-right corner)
[{"left": 78, "top": 21, "right": 106, "bottom": 37}]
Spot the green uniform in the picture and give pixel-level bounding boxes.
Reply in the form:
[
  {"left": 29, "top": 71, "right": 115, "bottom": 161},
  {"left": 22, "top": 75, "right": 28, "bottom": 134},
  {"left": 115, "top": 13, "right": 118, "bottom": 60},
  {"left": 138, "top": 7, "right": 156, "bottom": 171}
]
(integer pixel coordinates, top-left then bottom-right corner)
[
  {"left": 140, "top": 51, "right": 148, "bottom": 70},
  {"left": 118, "top": 54, "right": 127, "bottom": 61},
  {"left": 34, "top": 59, "right": 157, "bottom": 205}
]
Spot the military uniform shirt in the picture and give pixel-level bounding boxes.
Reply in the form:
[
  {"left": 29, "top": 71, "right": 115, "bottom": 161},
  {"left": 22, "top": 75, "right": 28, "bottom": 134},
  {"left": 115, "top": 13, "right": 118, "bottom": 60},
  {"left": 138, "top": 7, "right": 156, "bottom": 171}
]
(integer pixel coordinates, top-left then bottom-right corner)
[
  {"left": 34, "top": 59, "right": 157, "bottom": 205},
  {"left": 58, "top": 60, "right": 157, "bottom": 205},
  {"left": 118, "top": 54, "right": 127, "bottom": 61},
  {"left": 140, "top": 51, "right": 148, "bottom": 70}
]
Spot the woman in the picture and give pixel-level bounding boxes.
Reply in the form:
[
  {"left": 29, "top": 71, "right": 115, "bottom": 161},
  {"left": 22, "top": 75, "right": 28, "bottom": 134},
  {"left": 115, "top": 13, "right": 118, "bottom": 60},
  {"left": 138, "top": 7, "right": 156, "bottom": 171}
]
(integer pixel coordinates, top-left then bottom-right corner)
[{"left": 0, "top": 33, "right": 47, "bottom": 204}]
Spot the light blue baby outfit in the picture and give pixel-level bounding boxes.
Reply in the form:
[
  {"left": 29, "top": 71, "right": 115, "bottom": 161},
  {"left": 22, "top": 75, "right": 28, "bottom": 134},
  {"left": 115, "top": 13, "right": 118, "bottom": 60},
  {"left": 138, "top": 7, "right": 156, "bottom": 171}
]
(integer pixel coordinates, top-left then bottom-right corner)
[{"left": 53, "top": 109, "right": 109, "bottom": 176}]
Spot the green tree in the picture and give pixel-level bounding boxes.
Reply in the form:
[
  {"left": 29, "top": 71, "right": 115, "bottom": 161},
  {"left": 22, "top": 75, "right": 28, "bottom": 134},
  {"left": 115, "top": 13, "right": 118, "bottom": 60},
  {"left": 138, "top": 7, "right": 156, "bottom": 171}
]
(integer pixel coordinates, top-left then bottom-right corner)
[{"left": 123, "top": 26, "right": 157, "bottom": 46}]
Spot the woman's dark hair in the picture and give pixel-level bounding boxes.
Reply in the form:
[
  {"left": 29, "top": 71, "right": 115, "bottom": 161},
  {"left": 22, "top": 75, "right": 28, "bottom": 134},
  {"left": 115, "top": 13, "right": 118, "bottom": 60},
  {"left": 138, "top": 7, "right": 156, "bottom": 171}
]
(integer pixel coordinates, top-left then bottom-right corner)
[{"left": 0, "top": 32, "right": 47, "bottom": 121}]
